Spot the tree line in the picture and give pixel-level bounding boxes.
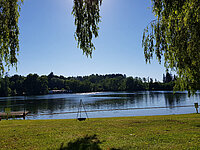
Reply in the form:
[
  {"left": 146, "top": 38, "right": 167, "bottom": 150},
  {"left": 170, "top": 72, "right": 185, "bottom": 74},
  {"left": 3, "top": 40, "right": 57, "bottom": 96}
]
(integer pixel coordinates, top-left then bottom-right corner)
[{"left": 0, "top": 72, "right": 176, "bottom": 97}]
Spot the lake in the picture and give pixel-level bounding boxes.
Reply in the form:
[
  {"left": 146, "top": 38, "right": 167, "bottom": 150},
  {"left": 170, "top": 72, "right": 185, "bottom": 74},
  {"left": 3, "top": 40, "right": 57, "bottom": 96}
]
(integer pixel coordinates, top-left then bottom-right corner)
[{"left": 0, "top": 91, "right": 199, "bottom": 120}]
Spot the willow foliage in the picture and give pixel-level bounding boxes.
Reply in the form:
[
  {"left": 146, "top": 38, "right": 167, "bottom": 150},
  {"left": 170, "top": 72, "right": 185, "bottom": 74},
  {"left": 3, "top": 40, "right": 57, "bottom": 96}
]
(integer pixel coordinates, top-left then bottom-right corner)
[
  {"left": 72, "top": 0, "right": 102, "bottom": 57},
  {"left": 1, "top": 0, "right": 200, "bottom": 95},
  {"left": 142, "top": 0, "right": 200, "bottom": 95},
  {"left": 0, "top": 0, "right": 23, "bottom": 75}
]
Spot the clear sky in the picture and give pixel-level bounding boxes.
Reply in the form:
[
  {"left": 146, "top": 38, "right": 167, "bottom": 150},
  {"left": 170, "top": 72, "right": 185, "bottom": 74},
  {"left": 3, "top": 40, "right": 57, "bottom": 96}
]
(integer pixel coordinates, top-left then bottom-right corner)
[{"left": 9, "top": 0, "right": 166, "bottom": 81}]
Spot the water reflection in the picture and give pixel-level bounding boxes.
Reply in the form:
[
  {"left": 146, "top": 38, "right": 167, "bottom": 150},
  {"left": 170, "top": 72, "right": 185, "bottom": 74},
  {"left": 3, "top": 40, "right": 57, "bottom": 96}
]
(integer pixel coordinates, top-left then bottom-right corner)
[
  {"left": 0, "top": 91, "right": 199, "bottom": 119},
  {"left": 164, "top": 93, "right": 183, "bottom": 107}
]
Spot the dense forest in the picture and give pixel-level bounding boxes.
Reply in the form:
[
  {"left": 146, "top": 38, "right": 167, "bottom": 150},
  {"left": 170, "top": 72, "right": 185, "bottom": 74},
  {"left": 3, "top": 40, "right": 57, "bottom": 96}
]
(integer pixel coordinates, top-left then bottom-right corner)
[{"left": 0, "top": 72, "right": 175, "bottom": 97}]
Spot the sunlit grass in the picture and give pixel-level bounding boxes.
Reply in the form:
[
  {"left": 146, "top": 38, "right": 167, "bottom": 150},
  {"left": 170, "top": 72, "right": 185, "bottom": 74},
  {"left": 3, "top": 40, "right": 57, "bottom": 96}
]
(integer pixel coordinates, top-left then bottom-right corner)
[{"left": 0, "top": 114, "right": 200, "bottom": 149}]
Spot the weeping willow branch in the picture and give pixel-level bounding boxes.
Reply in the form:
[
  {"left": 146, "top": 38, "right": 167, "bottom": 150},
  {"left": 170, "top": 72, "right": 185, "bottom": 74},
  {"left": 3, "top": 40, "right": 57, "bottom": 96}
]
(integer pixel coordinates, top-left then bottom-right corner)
[
  {"left": 0, "top": 0, "right": 23, "bottom": 75},
  {"left": 72, "top": 0, "right": 102, "bottom": 57},
  {"left": 142, "top": 0, "right": 200, "bottom": 95}
]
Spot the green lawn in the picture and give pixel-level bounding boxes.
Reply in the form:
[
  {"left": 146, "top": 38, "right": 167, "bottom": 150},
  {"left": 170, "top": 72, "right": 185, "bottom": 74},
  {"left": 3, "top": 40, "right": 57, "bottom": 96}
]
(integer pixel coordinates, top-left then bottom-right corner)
[{"left": 0, "top": 114, "right": 200, "bottom": 150}]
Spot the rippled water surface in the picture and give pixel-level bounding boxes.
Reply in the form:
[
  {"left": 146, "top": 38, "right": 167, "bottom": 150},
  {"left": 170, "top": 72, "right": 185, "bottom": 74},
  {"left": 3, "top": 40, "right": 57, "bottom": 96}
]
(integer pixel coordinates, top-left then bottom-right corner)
[{"left": 0, "top": 91, "right": 199, "bottom": 120}]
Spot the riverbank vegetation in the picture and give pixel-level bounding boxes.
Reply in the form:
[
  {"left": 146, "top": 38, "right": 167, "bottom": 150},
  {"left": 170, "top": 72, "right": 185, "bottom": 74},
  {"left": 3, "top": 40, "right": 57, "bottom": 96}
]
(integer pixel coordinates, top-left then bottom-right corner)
[
  {"left": 0, "top": 114, "right": 200, "bottom": 149},
  {"left": 0, "top": 72, "right": 176, "bottom": 97}
]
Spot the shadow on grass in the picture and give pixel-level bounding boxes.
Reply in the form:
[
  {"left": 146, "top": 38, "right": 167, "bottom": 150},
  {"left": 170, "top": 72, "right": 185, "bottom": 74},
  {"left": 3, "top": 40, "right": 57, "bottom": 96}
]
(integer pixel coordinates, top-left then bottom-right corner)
[
  {"left": 195, "top": 124, "right": 200, "bottom": 127},
  {"left": 57, "top": 134, "right": 121, "bottom": 150}
]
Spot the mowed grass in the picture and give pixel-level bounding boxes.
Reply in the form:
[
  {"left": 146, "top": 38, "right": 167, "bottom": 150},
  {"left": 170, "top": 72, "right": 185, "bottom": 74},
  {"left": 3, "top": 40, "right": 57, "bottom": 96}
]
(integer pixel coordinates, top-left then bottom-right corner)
[{"left": 0, "top": 114, "right": 200, "bottom": 150}]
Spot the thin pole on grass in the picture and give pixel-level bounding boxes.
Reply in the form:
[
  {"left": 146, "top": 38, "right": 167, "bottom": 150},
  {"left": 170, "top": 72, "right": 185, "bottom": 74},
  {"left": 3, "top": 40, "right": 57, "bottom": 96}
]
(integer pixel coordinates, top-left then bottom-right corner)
[
  {"left": 81, "top": 99, "right": 89, "bottom": 120},
  {"left": 194, "top": 103, "right": 199, "bottom": 114}
]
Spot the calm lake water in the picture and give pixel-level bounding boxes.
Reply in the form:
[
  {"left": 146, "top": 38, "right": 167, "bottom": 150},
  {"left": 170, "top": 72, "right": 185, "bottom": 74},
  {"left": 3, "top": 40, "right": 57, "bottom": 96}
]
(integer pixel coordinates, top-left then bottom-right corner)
[{"left": 0, "top": 91, "right": 199, "bottom": 120}]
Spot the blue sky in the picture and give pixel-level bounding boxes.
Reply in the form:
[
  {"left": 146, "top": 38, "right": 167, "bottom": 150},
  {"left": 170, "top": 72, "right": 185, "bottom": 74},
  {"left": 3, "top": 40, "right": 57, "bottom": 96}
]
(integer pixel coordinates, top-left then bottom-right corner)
[{"left": 9, "top": 0, "right": 166, "bottom": 81}]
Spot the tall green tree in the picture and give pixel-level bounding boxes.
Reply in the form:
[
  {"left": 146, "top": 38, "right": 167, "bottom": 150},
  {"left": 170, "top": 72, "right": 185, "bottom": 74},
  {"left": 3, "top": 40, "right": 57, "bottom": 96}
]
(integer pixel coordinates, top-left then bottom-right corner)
[
  {"left": 0, "top": 76, "right": 11, "bottom": 96},
  {"left": 24, "top": 74, "right": 40, "bottom": 95},
  {"left": 38, "top": 76, "right": 49, "bottom": 95},
  {"left": 142, "top": 0, "right": 200, "bottom": 95},
  {"left": 9, "top": 74, "right": 24, "bottom": 95}
]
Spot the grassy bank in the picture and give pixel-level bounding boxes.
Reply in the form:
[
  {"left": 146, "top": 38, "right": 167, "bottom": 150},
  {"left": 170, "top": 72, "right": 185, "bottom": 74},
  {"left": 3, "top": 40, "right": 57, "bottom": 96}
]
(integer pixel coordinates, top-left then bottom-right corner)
[{"left": 0, "top": 114, "right": 200, "bottom": 150}]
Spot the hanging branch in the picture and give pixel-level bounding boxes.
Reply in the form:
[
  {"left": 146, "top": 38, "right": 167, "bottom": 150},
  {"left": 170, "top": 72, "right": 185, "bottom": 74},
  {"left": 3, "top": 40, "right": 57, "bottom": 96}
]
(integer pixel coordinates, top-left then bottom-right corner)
[
  {"left": 72, "top": 0, "right": 102, "bottom": 57},
  {"left": 0, "top": 0, "right": 23, "bottom": 75}
]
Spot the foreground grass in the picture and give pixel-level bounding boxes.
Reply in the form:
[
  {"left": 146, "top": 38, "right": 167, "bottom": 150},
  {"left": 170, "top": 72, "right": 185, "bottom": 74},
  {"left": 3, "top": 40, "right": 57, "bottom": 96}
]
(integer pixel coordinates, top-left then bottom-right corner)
[{"left": 0, "top": 114, "right": 200, "bottom": 150}]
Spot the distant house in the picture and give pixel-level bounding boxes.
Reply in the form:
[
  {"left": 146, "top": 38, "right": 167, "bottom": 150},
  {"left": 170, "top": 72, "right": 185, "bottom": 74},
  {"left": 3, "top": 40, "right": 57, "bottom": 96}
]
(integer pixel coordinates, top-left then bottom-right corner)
[{"left": 49, "top": 90, "right": 72, "bottom": 94}]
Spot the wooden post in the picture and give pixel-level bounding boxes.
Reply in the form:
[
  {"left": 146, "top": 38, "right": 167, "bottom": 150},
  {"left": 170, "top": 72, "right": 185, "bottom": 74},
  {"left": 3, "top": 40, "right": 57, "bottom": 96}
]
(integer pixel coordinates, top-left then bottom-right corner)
[
  {"left": 5, "top": 108, "right": 11, "bottom": 120},
  {"left": 24, "top": 96, "right": 26, "bottom": 120},
  {"left": 194, "top": 103, "right": 199, "bottom": 113},
  {"left": 23, "top": 113, "right": 25, "bottom": 120}
]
